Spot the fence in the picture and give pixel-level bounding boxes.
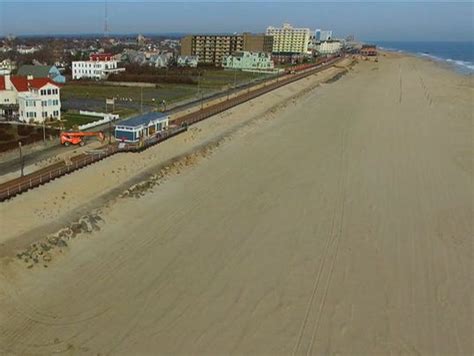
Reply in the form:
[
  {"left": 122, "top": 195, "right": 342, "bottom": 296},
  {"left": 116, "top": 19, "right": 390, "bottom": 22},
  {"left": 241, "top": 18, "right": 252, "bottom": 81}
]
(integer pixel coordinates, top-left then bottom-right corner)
[
  {"left": 0, "top": 151, "right": 112, "bottom": 201},
  {"left": 77, "top": 111, "right": 120, "bottom": 130}
]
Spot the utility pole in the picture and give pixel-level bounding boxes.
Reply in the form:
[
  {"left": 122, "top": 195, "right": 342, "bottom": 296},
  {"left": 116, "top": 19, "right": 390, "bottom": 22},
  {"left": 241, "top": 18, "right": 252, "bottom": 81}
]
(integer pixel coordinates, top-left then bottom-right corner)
[
  {"left": 42, "top": 118, "right": 46, "bottom": 144},
  {"left": 197, "top": 71, "right": 200, "bottom": 94},
  {"left": 18, "top": 141, "right": 24, "bottom": 177},
  {"left": 197, "top": 70, "right": 204, "bottom": 110},
  {"left": 108, "top": 116, "right": 112, "bottom": 145},
  {"left": 140, "top": 86, "right": 143, "bottom": 114}
]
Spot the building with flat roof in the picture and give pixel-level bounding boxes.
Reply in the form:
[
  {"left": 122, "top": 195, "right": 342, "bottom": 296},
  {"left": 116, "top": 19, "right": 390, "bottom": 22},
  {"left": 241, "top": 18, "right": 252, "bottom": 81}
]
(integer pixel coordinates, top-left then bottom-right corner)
[
  {"left": 72, "top": 53, "right": 125, "bottom": 80},
  {"left": 180, "top": 33, "right": 273, "bottom": 66},
  {"left": 266, "top": 23, "right": 311, "bottom": 55},
  {"left": 242, "top": 33, "right": 273, "bottom": 54},
  {"left": 315, "top": 29, "right": 333, "bottom": 41},
  {"left": 115, "top": 112, "right": 169, "bottom": 143},
  {"left": 315, "top": 40, "right": 343, "bottom": 55},
  {"left": 222, "top": 51, "right": 274, "bottom": 72}
]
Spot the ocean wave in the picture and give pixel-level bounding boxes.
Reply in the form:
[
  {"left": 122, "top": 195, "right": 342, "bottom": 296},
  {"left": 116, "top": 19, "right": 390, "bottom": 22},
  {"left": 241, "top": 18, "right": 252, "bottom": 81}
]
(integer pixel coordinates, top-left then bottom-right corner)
[
  {"left": 417, "top": 53, "right": 474, "bottom": 72},
  {"left": 378, "top": 46, "right": 404, "bottom": 53},
  {"left": 445, "top": 58, "right": 474, "bottom": 71},
  {"left": 375, "top": 45, "right": 474, "bottom": 74}
]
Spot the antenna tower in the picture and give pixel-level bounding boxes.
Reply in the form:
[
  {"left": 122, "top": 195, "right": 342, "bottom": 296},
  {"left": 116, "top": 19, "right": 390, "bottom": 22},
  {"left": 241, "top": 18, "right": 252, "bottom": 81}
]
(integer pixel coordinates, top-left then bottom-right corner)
[{"left": 104, "top": 1, "right": 109, "bottom": 38}]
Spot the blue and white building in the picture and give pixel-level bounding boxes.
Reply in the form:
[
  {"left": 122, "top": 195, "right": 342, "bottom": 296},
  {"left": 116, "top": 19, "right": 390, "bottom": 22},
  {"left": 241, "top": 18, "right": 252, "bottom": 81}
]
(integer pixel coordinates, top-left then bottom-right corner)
[
  {"left": 315, "top": 29, "right": 333, "bottom": 41},
  {"left": 115, "top": 112, "right": 169, "bottom": 143}
]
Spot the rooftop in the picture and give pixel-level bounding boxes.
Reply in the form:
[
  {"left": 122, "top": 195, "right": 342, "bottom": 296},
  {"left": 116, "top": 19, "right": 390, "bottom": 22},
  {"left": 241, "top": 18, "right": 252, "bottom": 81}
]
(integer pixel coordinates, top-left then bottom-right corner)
[
  {"left": 118, "top": 112, "right": 168, "bottom": 128},
  {"left": 0, "top": 75, "right": 59, "bottom": 92},
  {"left": 17, "top": 64, "right": 54, "bottom": 78}
]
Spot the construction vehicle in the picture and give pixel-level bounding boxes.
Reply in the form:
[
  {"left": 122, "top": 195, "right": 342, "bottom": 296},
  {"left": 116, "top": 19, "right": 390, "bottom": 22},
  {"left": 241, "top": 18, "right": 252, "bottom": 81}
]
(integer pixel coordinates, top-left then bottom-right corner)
[{"left": 60, "top": 131, "right": 105, "bottom": 147}]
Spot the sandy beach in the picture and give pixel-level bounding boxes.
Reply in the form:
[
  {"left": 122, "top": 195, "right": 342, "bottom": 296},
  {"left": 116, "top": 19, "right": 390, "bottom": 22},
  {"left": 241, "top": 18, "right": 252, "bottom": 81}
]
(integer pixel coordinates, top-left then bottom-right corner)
[{"left": 0, "top": 52, "right": 472, "bottom": 354}]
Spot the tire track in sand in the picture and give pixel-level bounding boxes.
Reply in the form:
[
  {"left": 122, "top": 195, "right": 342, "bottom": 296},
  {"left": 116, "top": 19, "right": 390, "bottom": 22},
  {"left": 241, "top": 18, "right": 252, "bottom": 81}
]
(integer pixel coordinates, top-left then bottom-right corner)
[{"left": 292, "top": 123, "right": 349, "bottom": 355}]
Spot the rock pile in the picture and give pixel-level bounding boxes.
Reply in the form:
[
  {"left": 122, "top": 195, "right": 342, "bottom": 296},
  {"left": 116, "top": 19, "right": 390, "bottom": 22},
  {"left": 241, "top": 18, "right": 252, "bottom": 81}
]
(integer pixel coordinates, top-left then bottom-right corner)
[
  {"left": 16, "top": 212, "right": 103, "bottom": 269},
  {"left": 119, "top": 142, "right": 222, "bottom": 200}
]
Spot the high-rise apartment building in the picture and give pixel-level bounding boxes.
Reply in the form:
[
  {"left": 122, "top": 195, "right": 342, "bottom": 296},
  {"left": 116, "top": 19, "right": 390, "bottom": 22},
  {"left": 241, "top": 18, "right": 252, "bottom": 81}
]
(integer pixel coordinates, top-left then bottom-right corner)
[
  {"left": 180, "top": 33, "right": 273, "bottom": 66},
  {"left": 315, "top": 29, "right": 333, "bottom": 41},
  {"left": 266, "top": 23, "right": 311, "bottom": 55}
]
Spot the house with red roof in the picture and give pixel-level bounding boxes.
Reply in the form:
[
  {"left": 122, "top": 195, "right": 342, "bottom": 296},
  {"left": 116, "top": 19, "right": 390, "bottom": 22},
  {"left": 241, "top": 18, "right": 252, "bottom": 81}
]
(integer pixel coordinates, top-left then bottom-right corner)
[{"left": 0, "top": 74, "right": 62, "bottom": 122}]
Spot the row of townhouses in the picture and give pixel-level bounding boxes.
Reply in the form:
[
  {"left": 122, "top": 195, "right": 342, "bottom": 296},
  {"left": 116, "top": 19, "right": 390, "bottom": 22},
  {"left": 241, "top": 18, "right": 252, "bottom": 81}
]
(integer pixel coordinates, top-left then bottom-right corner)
[{"left": 0, "top": 74, "right": 61, "bottom": 123}]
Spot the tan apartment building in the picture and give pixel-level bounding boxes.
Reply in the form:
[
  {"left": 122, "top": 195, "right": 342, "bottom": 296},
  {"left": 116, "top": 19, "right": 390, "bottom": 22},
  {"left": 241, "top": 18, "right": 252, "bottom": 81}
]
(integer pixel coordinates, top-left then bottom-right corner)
[
  {"left": 242, "top": 33, "right": 273, "bottom": 53},
  {"left": 266, "top": 23, "right": 311, "bottom": 55},
  {"left": 180, "top": 33, "right": 273, "bottom": 66}
]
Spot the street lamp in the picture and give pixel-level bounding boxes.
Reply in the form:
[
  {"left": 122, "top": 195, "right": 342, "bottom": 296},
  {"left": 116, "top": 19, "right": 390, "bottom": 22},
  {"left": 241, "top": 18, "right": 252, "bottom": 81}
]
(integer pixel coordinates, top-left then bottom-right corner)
[
  {"left": 18, "top": 141, "right": 24, "bottom": 177},
  {"left": 42, "top": 117, "right": 46, "bottom": 145}
]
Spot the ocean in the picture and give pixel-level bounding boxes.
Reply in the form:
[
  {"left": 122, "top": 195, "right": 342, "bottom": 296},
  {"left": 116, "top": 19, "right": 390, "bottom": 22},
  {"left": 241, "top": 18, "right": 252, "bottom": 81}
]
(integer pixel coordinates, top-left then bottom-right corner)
[{"left": 374, "top": 41, "right": 474, "bottom": 74}]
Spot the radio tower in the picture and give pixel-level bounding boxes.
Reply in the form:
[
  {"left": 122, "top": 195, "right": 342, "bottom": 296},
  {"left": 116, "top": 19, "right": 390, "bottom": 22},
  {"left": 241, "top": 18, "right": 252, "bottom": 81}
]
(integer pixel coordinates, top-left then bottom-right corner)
[{"left": 104, "top": 0, "right": 109, "bottom": 38}]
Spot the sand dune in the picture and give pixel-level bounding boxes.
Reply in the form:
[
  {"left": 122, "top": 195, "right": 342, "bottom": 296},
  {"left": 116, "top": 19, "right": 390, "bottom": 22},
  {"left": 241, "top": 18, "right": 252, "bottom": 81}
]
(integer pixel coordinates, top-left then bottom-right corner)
[{"left": 0, "top": 53, "right": 472, "bottom": 355}]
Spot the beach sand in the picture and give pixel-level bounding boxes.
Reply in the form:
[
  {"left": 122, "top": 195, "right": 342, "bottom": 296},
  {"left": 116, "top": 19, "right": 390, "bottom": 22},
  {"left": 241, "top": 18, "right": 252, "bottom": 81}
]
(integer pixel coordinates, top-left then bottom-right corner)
[{"left": 0, "top": 53, "right": 472, "bottom": 354}]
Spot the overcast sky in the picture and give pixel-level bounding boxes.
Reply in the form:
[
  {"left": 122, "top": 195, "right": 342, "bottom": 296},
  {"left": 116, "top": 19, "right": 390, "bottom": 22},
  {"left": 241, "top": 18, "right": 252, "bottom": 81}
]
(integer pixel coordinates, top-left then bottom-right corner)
[{"left": 0, "top": 1, "right": 473, "bottom": 41}]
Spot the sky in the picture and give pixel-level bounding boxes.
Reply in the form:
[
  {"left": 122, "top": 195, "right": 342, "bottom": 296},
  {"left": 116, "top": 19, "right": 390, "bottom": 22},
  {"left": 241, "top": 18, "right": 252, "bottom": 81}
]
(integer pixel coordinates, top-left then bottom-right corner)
[{"left": 0, "top": 1, "right": 473, "bottom": 41}]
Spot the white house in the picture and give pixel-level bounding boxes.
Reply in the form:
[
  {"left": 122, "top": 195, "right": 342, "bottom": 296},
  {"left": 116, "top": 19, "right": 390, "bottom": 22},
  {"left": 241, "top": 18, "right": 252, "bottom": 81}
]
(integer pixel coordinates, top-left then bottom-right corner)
[
  {"left": 72, "top": 53, "right": 125, "bottom": 80},
  {"left": 16, "top": 45, "right": 41, "bottom": 54},
  {"left": 0, "top": 75, "right": 61, "bottom": 123},
  {"left": 0, "top": 75, "right": 17, "bottom": 105},
  {"left": 177, "top": 56, "right": 199, "bottom": 68},
  {"left": 0, "top": 59, "right": 16, "bottom": 75}
]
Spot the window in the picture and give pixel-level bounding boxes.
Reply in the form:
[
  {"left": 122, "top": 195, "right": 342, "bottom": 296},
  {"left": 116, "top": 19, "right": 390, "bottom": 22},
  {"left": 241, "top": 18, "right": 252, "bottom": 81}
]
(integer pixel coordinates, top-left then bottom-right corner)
[{"left": 47, "top": 89, "right": 51, "bottom": 95}]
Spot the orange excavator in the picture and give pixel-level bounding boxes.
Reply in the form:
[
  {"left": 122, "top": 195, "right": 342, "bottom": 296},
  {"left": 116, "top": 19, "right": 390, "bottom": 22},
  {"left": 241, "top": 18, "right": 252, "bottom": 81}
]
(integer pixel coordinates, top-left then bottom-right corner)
[{"left": 60, "top": 131, "right": 105, "bottom": 146}]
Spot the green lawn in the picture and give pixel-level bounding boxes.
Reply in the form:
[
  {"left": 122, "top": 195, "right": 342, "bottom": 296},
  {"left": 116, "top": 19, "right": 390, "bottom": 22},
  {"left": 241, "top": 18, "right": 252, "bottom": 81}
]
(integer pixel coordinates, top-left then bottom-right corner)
[
  {"left": 62, "top": 84, "right": 198, "bottom": 106},
  {"left": 112, "top": 107, "right": 139, "bottom": 118},
  {"left": 62, "top": 113, "right": 100, "bottom": 130},
  {"left": 197, "top": 70, "right": 267, "bottom": 90},
  {"left": 61, "top": 70, "right": 270, "bottom": 107}
]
